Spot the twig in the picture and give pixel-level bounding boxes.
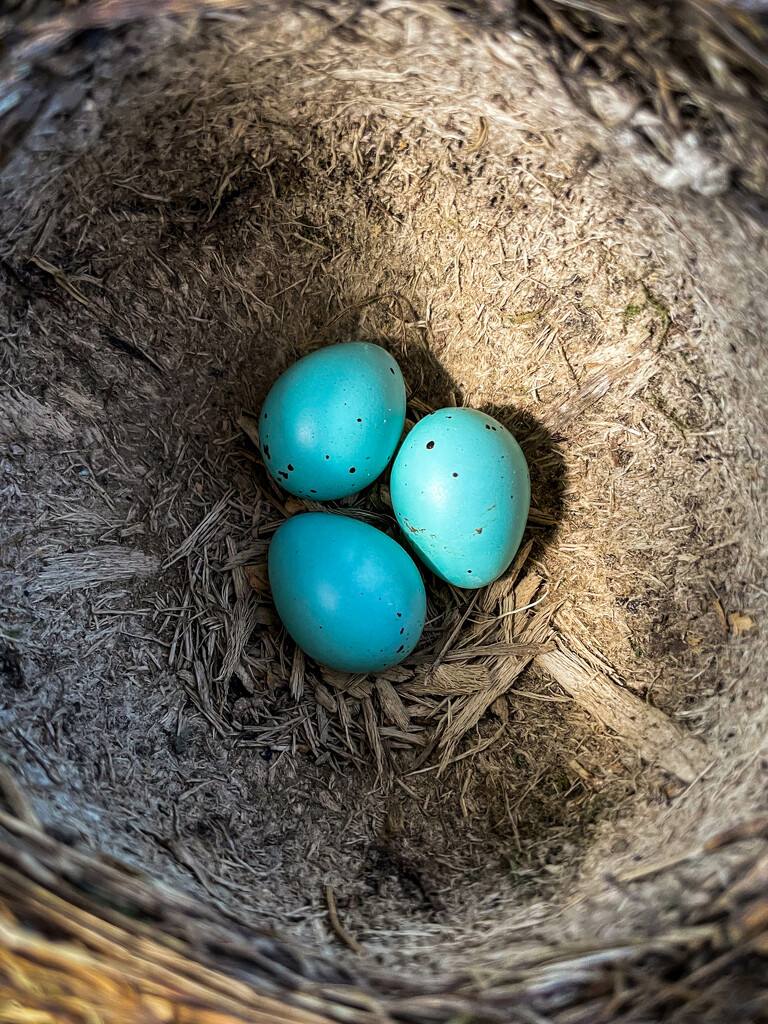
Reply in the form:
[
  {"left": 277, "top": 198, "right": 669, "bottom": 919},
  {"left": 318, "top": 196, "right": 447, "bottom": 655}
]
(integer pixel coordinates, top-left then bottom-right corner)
[
  {"left": 614, "top": 850, "right": 699, "bottom": 884},
  {"left": 324, "top": 884, "right": 364, "bottom": 955},
  {"left": 705, "top": 818, "right": 768, "bottom": 851},
  {"left": 535, "top": 643, "right": 710, "bottom": 783}
]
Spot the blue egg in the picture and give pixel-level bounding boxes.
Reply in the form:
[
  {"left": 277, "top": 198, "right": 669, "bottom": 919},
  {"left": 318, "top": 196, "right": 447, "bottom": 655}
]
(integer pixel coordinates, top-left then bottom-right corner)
[
  {"left": 268, "top": 512, "right": 426, "bottom": 673},
  {"left": 259, "top": 343, "right": 406, "bottom": 500},
  {"left": 390, "top": 408, "right": 530, "bottom": 589}
]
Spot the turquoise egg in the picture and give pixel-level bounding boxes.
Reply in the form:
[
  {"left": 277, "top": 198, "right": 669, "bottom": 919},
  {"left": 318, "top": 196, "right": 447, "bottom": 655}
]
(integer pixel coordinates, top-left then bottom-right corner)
[
  {"left": 259, "top": 343, "right": 406, "bottom": 500},
  {"left": 390, "top": 408, "right": 530, "bottom": 589},
  {"left": 268, "top": 512, "right": 426, "bottom": 673}
]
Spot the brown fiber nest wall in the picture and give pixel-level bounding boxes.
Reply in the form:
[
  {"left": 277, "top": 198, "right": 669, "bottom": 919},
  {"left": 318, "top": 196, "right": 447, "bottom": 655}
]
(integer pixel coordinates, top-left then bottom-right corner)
[{"left": 1, "top": 2, "right": 767, "bottom": 1022}]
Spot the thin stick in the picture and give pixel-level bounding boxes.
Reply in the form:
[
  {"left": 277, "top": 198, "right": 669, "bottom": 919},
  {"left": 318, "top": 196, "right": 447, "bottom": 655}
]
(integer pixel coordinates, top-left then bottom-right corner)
[
  {"left": 325, "top": 885, "right": 364, "bottom": 955},
  {"left": 536, "top": 645, "right": 710, "bottom": 783},
  {"left": 614, "top": 851, "right": 699, "bottom": 884}
]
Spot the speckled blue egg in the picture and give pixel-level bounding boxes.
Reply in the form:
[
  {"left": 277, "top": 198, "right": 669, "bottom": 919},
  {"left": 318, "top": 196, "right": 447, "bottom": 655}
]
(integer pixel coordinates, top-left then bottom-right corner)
[
  {"left": 259, "top": 343, "right": 406, "bottom": 500},
  {"left": 390, "top": 408, "right": 530, "bottom": 589},
  {"left": 268, "top": 512, "right": 426, "bottom": 673}
]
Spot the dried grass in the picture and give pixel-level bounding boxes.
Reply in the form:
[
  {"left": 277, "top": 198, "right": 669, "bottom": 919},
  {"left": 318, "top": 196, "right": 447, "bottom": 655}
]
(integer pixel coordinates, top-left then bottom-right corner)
[
  {"left": 0, "top": 805, "right": 766, "bottom": 1023},
  {"left": 0, "top": 1, "right": 767, "bottom": 1022}
]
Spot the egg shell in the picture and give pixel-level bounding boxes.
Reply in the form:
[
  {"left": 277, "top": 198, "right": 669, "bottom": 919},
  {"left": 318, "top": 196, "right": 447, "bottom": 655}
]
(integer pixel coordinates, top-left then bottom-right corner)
[
  {"left": 259, "top": 342, "right": 406, "bottom": 500},
  {"left": 268, "top": 512, "right": 426, "bottom": 673},
  {"left": 390, "top": 408, "right": 530, "bottom": 588}
]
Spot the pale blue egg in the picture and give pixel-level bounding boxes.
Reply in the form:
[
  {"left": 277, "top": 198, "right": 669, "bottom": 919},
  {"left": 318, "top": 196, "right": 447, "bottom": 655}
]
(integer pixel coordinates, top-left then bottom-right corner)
[
  {"left": 390, "top": 408, "right": 530, "bottom": 588},
  {"left": 268, "top": 512, "right": 426, "bottom": 673},
  {"left": 259, "top": 343, "right": 405, "bottom": 500}
]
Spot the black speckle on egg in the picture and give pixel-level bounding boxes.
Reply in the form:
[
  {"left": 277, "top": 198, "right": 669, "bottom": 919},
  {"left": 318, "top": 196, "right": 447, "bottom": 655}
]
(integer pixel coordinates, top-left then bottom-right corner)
[
  {"left": 349, "top": 467, "right": 356, "bottom": 473},
  {"left": 390, "top": 367, "right": 395, "bottom": 374},
  {"left": 467, "top": 569, "right": 472, "bottom": 574},
  {"left": 278, "top": 471, "right": 288, "bottom": 480},
  {"left": 452, "top": 472, "right": 458, "bottom": 478},
  {"left": 357, "top": 418, "right": 362, "bottom": 422},
  {"left": 396, "top": 612, "right": 402, "bottom": 617},
  {"left": 396, "top": 645, "right": 404, "bottom": 653},
  {"left": 399, "top": 627, "right": 404, "bottom": 635},
  {"left": 310, "top": 489, "right": 317, "bottom": 494},
  {"left": 426, "top": 440, "right": 435, "bottom": 450},
  {"left": 485, "top": 424, "right": 491, "bottom": 430},
  {"left": 287, "top": 464, "right": 294, "bottom": 472},
  {"left": 491, "top": 425, "right": 497, "bottom": 431},
  {"left": 325, "top": 455, "right": 330, "bottom": 460},
  {"left": 263, "top": 412, "right": 267, "bottom": 419}
]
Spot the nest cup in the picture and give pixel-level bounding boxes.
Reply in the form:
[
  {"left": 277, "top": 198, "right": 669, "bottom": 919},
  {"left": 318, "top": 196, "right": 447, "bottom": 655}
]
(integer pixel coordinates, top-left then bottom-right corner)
[{"left": 1, "top": 3, "right": 767, "bottom": 1022}]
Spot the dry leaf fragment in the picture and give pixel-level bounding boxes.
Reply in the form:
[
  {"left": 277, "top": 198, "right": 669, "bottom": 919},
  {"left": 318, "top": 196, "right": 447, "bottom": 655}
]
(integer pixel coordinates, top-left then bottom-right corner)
[
  {"left": 244, "top": 562, "right": 270, "bottom": 594},
  {"left": 313, "top": 683, "right": 337, "bottom": 713},
  {"left": 712, "top": 597, "right": 728, "bottom": 631},
  {"left": 237, "top": 411, "right": 260, "bottom": 448},
  {"left": 490, "top": 696, "right": 509, "bottom": 725},
  {"left": 377, "top": 664, "right": 413, "bottom": 683},
  {"left": 375, "top": 678, "right": 410, "bottom": 731},
  {"left": 347, "top": 678, "right": 374, "bottom": 700},
  {"left": 728, "top": 612, "right": 757, "bottom": 635}
]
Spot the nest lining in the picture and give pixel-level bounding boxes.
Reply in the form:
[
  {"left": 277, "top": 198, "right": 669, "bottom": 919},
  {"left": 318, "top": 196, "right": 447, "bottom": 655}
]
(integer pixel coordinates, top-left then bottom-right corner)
[{"left": 0, "top": 0, "right": 767, "bottom": 1011}]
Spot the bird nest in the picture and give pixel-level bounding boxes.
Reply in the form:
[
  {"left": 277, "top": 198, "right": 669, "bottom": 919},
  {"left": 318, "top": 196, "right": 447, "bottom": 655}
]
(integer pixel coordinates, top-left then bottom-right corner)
[{"left": 1, "top": 2, "right": 767, "bottom": 1022}]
